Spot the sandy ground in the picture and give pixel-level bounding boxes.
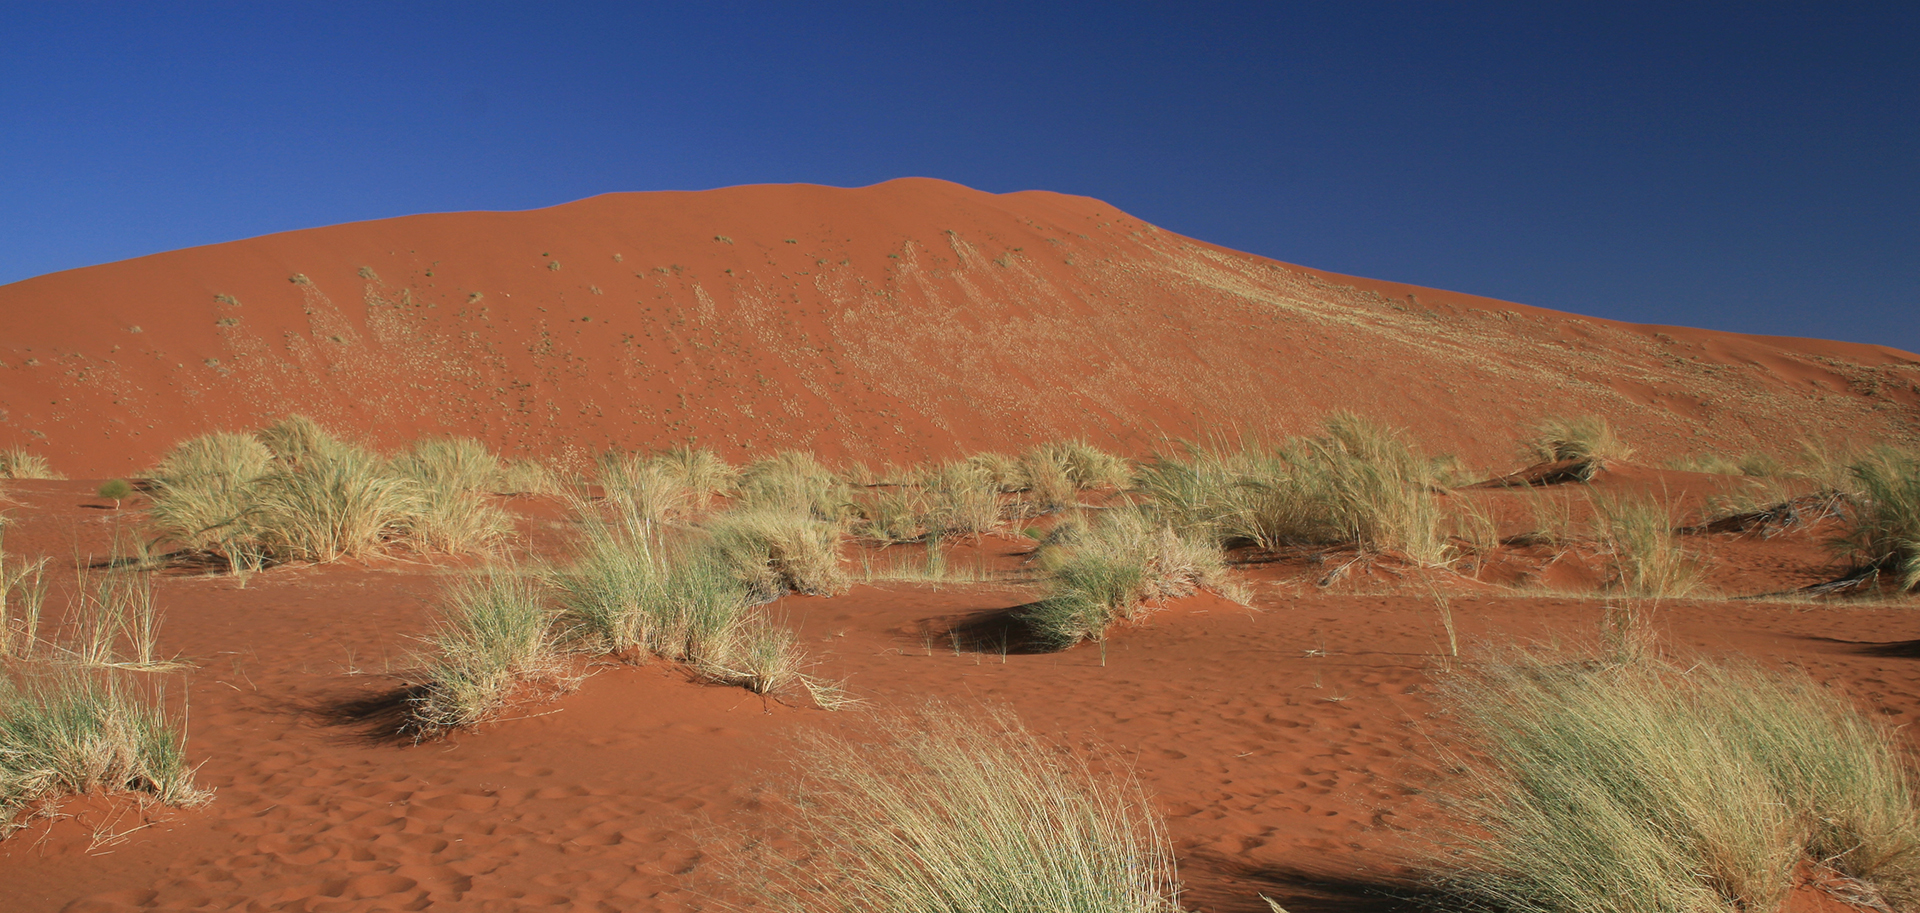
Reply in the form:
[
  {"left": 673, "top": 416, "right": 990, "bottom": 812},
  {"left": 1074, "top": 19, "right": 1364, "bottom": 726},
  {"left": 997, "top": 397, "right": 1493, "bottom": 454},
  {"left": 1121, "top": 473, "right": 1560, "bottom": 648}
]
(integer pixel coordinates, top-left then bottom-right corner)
[{"left": 3, "top": 472, "right": 1917, "bottom": 913}]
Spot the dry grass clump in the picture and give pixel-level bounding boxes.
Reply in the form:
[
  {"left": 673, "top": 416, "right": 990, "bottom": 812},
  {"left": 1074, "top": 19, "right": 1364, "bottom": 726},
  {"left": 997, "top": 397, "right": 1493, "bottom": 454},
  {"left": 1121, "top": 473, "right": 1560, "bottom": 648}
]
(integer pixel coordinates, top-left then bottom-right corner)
[
  {"left": 1590, "top": 493, "right": 1706, "bottom": 598},
  {"left": 0, "top": 522, "right": 49, "bottom": 660},
  {"left": 1524, "top": 416, "right": 1633, "bottom": 470},
  {"left": 597, "top": 451, "right": 693, "bottom": 524},
  {"left": 1134, "top": 417, "right": 1450, "bottom": 564},
  {"left": 555, "top": 501, "right": 750, "bottom": 664},
  {"left": 498, "top": 458, "right": 561, "bottom": 496},
  {"left": 0, "top": 669, "right": 207, "bottom": 837},
  {"left": 1432, "top": 648, "right": 1920, "bottom": 913},
  {"left": 962, "top": 452, "right": 1026, "bottom": 492},
  {"left": 706, "top": 508, "right": 849, "bottom": 597},
  {"left": 1022, "top": 508, "right": 1236, "bottom": 649},
  {"left": 738, "top": 451, "right": 851, "bottom": 520},
  {"left": 0, "top": 448, "right": 61, "bottom": 480},
  {"left": 651, "top": 444, "right": 737, "bottom": 509},
  {"left": 737, "top": 703, "right": 1184, "bottom": 913},
  {"left": 1835, "top": 447, "right": 1920, "bottom": 591},
  {"left": 147, "top": 417, "right": 514, "bottom": 569},
  {"left": 409, "top": 572, "right": 569, "bottom": 733}
]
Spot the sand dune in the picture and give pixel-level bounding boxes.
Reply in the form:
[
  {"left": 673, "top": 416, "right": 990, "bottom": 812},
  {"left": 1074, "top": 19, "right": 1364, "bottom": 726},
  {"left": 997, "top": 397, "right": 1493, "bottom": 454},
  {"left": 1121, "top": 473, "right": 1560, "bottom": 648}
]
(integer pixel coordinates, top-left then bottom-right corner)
[{"left": 2, "top": 178, "right": 1913, "bottom": 477}]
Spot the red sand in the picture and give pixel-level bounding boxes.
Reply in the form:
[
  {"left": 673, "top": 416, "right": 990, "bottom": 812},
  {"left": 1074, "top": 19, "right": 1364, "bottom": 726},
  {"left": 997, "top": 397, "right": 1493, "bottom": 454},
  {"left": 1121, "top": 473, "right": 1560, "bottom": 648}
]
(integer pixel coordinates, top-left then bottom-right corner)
[
  {"left": 1, "top": 178, "right": 1915, "bottom": 477},
  {"left": 2, "top": 472, "right": 1919, "bottom": 912},
  {"left": 2, "top": 180, "right": 1918, "bottom": 912}
]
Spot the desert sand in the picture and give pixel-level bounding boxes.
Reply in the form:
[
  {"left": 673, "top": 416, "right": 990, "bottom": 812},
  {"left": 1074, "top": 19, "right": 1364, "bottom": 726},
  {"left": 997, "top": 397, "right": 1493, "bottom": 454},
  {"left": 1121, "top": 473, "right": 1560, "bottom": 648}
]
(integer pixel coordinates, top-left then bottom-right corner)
[{"left": 1, "top": 180, "right": 1917, "bottom": 913}]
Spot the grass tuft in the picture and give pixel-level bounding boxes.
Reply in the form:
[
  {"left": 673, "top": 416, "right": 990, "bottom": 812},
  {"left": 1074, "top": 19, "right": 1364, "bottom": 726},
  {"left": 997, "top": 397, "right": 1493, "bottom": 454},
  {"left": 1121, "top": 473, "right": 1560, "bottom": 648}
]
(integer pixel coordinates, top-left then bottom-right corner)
[
  {"left": 0, "top": 669, "right": 207, "bottom": 836},
  {"left": 705, "top": 508, "right": 849, "bottom": 597},
  {"left": 1525, "top": 415, "right": 1634, "bottom": 466},
  {"left": 1590, "top": 492, "right": 1706, "bottom": 598},
  {"left": 1835, "top": 447, "right": 1920, "bottom": 591},
  {"left": 0, "top": 448, "right": 61, "bottom": 480},
  {"left": 1432, "top": 648, "right": 1920, "bottom": 913},
  {"left": 736, "top": 703, "right": 1185, "bottom": 913},
  {"left": 409, "top": 572, "right": 568, "bottom": 733},
  {"left": 1022, "top": 508, "right": 1236, "bottom": 649}
]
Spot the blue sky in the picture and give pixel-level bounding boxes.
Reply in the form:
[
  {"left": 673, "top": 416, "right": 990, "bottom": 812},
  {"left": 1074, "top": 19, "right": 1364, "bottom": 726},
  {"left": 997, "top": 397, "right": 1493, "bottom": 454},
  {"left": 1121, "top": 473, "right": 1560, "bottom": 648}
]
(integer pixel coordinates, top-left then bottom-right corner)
[{"left": 4, "top": 2, "right": 1915, "bottom": 353}]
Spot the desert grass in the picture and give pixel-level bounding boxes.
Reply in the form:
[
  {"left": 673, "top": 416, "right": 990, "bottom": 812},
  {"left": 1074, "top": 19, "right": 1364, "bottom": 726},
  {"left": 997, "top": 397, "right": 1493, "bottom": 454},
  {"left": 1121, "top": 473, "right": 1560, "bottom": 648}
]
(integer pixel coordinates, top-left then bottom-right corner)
[
  {"left": 705, "top": 508, "right": 849, "bottom": 597},
  {"left": 1590, "top": 492, "right": 1706, "bottom": 598},
  {"left": 0, "top": 521, "right": 49, "bottom": 660},
  {"left": 738, "top": 451, "right": 851, "bottom": 521},
  {"left": 736, "top": 703, "right": 1184, "bottom": 913},
  {"left": 596, "top": 451, "right": 692, "bottom": 524},
  {"left": 498, "top": 458, "right": 561, "bottom": 496},
  {"left": 63, "top": 558, "right": 176, "bottom": 670},
  {"left": 390, "top": 436, "right": 502, "bottom": 493},
  {"left": 0, "top": 668, "right": 207, "bottom": 836},
  {"left": 1018, "top": 445, "right": 1081, "bottom": 513},
  {"left": 555, "top": 501, "right": 750, "bottom": 663},
  {"left": 1022, "top": 508, "right": 1237, "bottom": 649},
  {"left": 254, "top": 414, "right": 339, "bottom": 465},
  {"left": 154, "top": 432, "right": 274, "bottom": 483},
  {"left": 0, "top": 448, "right": 61, "bottom": 480},
  {"left": 962, "top": 451, "right": 1026, "bottom": 492},
  {"left": 1431, "top": 648, "right": 1920, "bottom": 913},
  {"left": 248, "top": 445, "right": 423, "bottom": 563},
  {"left": 1835, "top": 447, "right": 1920, "bottom": 591},
  {"left": 1525, "top": 415, "right": 1634, "bottom": 466},
  {"left": 408, "top": 572, "right": 568, "bottom": 732},
  {"left": 650, "top": 444, "right": 736, "bottom": 510},
  {"left": 1135, "top": 417, "right": 1450, "bottom": 564},
  {"left": 854, "top": 487, "right": 933, "bottom": 545}
]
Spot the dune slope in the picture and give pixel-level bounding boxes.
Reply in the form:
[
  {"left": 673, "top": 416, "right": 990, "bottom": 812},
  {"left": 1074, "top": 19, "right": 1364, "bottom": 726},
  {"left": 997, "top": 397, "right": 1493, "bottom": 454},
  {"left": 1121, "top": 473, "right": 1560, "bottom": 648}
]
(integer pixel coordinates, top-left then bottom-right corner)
[{"left": 1, "top": 177, "right": 1914, "bottom": 475}]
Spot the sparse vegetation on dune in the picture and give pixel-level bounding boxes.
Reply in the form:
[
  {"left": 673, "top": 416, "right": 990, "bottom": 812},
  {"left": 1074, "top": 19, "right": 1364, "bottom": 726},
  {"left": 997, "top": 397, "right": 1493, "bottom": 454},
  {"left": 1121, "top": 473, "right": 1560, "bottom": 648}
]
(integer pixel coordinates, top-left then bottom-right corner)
[
  {"left": 736, "top": 703, "right": 1185, "bottom": 913},
  {"left": 706, "top": 507, "right": 849, "bottom": 598},
  {"left": 0, "top": 522, "right": 48, "bottom": 660},
  {"left": 0, "top": 668, "right": 207, "bottom": 837},
  {"left": 1432, "top": 646, "right": 1920, "bottom": 913},
  {"left": 738, "top": 451, "right": 851, "bottom": 521},
  {"left": 0, "top": 448, "right": 61, "bottom": 481}
]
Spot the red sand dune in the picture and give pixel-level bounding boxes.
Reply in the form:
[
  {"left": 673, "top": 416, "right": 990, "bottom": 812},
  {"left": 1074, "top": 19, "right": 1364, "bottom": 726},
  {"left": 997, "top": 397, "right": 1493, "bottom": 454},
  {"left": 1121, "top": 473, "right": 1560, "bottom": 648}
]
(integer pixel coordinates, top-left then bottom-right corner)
[{"left": 1, "top": 178, "right": 1915, "bottom": 476}]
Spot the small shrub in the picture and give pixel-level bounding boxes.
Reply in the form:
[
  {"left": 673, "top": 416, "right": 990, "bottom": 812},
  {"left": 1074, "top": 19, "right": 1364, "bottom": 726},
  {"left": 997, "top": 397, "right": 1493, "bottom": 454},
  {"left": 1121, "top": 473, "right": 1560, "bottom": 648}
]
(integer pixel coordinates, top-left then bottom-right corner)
[
  {"left": 1431, "top": 649, "right": 1920, "bottom": 913},
  {"left": 0, "top": 669, "right": 208, "bottom": 836},
  {"left": 97, "top": 479, "right": 133, "bottom": 508},
  {"left": 0, "top": 448, "right": 60, "bottom": 480},
  {"left": 409, "top": 572, "right": 567, "bottom": 732},
  {"left": 738, "top": 703, "right": 1184, "bottom": 913}
]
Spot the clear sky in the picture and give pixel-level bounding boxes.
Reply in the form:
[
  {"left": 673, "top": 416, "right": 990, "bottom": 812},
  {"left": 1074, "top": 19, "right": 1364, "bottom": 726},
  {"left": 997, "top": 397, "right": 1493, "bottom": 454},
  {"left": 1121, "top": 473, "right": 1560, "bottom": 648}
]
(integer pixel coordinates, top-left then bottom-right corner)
[{"left": 4, "top": 2, "right": 1915, "bottom": 353}]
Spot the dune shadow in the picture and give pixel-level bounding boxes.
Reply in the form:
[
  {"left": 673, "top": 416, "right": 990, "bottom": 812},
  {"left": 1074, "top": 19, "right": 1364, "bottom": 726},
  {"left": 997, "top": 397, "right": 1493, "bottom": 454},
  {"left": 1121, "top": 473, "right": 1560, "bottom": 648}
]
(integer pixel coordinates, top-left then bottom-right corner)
[{"left": 1187, "top": 854, "right": 1460, "bottom": 913}]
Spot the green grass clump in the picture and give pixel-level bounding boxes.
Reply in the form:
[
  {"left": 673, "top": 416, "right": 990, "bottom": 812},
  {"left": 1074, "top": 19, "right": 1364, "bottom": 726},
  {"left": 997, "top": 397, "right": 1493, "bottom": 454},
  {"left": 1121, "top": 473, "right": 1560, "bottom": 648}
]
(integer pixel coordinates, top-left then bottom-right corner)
[
  {"left": 1836, "top": 447, "right": 1920, "bottom": 591},
  {"left": 1432, "top": 649, "right": 1920, "bottom": 913},
  {"left": 1591, "top": 493, "right": 1706, "bottom": 598},
  {"left": 1022, "top": 508, "right": 1235, "bottom": 649},
  {"left": 0, "top": 669, "right": 207, "bottom": 836},
  {"left": 409, "top": 572, "right": 568, "bottom": 732},
  {"left": 742, "top": 703, "right": 1184, "bottom": 913},
  {"left": 706, "top": 508, "right": 849, "bottom": 597},
  {"left": 0, "top": 448, "right": 61, "bottom": 480}
]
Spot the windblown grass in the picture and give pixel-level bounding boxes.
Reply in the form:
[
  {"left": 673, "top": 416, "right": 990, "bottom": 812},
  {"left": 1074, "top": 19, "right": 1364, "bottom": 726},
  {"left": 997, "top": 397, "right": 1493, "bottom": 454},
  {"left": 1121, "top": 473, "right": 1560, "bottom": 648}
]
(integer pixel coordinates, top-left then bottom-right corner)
[
  {"left": 0, "top": 521, "right": 48, "bottom": 660},
  {"left": 409, "top": 572, "right": 568, "bottom": 733},
  {"left": 737, "top": 703, "right": 1184, "bottom": 913},
  {"left": 1835, "top": 447, "right": 1920, "bottom": 591},
  {"left": 597, "top": 451, "right": 692, "bottom": 524},
  {"left": 249, "top": 445, "right": 423, "bottom": 563},
  {"left": 738, "top": 451, "right": 850, "bottom": 521},
  {"left": 555, "top": 501, "right": 749, "bottom": 663},
  {"left": 1432, "top": 648, "right": 1920, "bottom": 913},
  {"left": 1590, "top": 492, "right": 1706, "bottom": 598},
  {"left": 0, "top": 448, "right": 61, "bottom": 480},
  {"left": 391, "top": 437, "right": 502, "bottom": 493},
  {"left": 1022, "top": 508, "right": 1236, "bottom": 649},
  {"left": 64, "top": 558, "right": 175, "bottom": 670},
  {"left": 0, "top": 668, "right": 207, "bottom": 836},
  {"left": 651, "top": 445, "right": 736, "bottom": 510}
]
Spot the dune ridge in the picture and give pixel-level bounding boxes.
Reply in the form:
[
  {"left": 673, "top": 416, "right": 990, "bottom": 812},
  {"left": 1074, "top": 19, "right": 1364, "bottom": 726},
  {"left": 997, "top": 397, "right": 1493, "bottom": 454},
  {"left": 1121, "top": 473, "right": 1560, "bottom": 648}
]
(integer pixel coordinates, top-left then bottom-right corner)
[{"left": 1, "top": 177, "right": 1914, "bottom": 476}]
